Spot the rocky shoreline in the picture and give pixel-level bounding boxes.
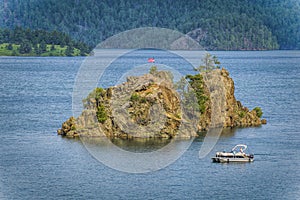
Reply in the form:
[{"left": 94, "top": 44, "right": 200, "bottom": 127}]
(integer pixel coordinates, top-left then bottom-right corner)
[{"left": 58, "top": 68, "right": 266, "bottom": 138}]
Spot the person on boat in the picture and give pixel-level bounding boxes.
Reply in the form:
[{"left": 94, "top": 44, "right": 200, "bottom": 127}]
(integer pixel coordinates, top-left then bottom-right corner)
[{"left": 240, "top": 147, "right": 243, "bottom": 153}]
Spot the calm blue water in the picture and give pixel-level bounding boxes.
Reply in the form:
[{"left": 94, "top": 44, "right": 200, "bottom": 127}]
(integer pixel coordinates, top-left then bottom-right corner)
[{"left": 0, "top": 51, "right": 300, "bottom": 199}]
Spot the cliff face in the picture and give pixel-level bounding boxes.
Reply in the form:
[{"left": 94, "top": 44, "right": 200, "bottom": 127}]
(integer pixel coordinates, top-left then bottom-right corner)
[
  {"left": 203, "top": 68, "right": 263, "bottom": 129},
  {"left": 58, "top": 68, "right": 265, "bottom": 138}
]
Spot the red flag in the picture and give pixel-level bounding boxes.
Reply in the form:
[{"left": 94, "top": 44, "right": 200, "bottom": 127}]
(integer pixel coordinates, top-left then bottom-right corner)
[{"left": 148, "top": 58, "right": 155, "bottom": 63}]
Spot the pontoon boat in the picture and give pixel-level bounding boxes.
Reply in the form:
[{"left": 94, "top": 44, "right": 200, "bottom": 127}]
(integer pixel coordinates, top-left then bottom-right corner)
[{"left": 211, "top": 144, "right": 254, "bottom": 163}]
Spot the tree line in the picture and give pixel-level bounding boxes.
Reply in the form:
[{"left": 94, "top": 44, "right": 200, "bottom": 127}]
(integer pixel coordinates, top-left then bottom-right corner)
[
  {"left": 1, "top": 0, "right": 299, "bottom": 50},
  {"left": 0, "top": 27, "right": 92, "bottom": 56}
]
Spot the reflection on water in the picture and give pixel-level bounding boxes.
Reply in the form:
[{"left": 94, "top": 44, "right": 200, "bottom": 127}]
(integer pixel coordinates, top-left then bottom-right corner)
[
  {"left": 80, "top": 136, "right": 195, "bottom": 173},
  {"left": 110, "top": 137, "right": 171, "bottom": 153},
  {"left": 80, "top": 136, "right": 196, "bottom": 153},
  {"left": 220, "top": 127, "right": 238, "bottom": 138},
  {"left": 79, "top": 127, "right": 238, "bottom": 154},
  {"left": 198, "top": 127, "right": 238, "bottom": 139}
]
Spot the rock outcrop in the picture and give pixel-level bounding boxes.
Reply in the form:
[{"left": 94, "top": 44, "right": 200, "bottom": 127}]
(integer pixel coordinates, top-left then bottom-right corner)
[
  {"left": 58, "top": 68, "right": 266, "bottom": 138},
  {"left": 202, "top": 68, "right": 264, "bottom": 129}
]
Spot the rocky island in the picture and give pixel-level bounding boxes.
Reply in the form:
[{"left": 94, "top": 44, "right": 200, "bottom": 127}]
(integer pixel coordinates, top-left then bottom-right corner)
[{"left": 58, "top": 67, "right": 266, "bottom": 139}]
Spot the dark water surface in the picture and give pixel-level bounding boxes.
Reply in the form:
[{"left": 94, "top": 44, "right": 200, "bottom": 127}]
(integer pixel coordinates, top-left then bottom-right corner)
[{"left": 0, "top": 51, "right": 299, "bottom": 199}]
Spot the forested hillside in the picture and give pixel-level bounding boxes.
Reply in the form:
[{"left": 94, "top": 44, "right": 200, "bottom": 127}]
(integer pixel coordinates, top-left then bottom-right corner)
[
  {"left": 0, "top": 27, "right": 91, "bottom": 56},
  {"left": 1, "top": 0, "right": 300, "bottom": 50}
]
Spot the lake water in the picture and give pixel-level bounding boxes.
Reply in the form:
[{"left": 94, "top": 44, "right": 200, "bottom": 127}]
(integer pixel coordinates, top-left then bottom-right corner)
[{"left": 0, "top": 50, "right": 300, "bottom": 199}]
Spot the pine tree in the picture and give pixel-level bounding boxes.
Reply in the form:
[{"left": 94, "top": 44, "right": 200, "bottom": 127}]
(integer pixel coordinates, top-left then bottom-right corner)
[
  {"left": 19, "top": 41, "right": 32, "bottom": 54},
  {"left": 7, "top": 43, "right": 13, "bottom": 50},
  {"left": 65, "top": 45, "right": 74, "bottom": 56},
  {"left": 194, "top": 53, "right": 221, "bottom": 72},
  {"left": 39, "top": 41, "right": 47, "bottom": 53},
  {"left": 51, "top": 44, "right": 56, "bottom": 51}
]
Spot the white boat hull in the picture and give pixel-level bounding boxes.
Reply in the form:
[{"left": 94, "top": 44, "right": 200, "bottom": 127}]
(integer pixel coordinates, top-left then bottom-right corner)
[
  {"left": 212, "top": 157, "right": 254, "bottom": 163},
  {"left": 211, "top": 144, "right": 254, "bottom": 163}
]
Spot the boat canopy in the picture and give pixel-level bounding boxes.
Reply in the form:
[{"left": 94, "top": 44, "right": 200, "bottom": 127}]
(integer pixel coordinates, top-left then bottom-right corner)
[{"left": 231, "top": 144, "right": 247, "bottom": 152}]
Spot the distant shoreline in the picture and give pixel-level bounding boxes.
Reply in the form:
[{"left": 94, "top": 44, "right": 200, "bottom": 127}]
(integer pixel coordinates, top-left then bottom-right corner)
[
  {"left": 0, "top": 43, "right": 90, "bottom": 57},
  {"left": 1, "top": 47, "right": 299, "bottom": 57}
]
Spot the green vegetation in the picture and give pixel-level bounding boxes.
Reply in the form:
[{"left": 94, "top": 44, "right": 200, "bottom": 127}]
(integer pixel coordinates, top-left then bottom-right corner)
[
  {"left": 83, "top": 87, "right": 106, "bottom": 108},
  {"left": 96, "top": 104, "right": 107, "bottom": 123},
  {"left": 176, "top": 54, "right": 221, "bottom": 114},
  {"left": 130, "top": 93, "right": 140, "bottom": 102},
  {"left": 185, "top": 74, "right": 209, "bottom": 114},
  {"left": 0, "top": 27, "right": 91, "bottom": 56},
  {"left": 82, "top": 87, "right": 108, "bottom": 123},
  {"left": 130, "top": 93, "right": 147, "bottom": 103},
  {"left": 0, "top": 43, "right": 83, "bottom": 56},
  {"left": 94, "top": 88, "right": 105, "bottom": 101},
  {"left": 194, "top": 53, "right": 220, "bottom": 72},
  {"left": 176, "top": 52, "right": 216, "bottom": 115},
  {"left": 149, "top": 66, "right": 158, "bottom": 75},
  {"left": 93, "top": 88, "right": 108, "bottom": 123},
  {"left": 253, "top": 107, "right": 263, "bottom": 118},
  {"left": 1, "top": 0, "right": 299, "bottom": 50},
  {"left": 71, "top": 124, "right": 76, "bottom": 131},
  {"left": 238, "top": 110, "right": 246, "bottom": 118}
]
